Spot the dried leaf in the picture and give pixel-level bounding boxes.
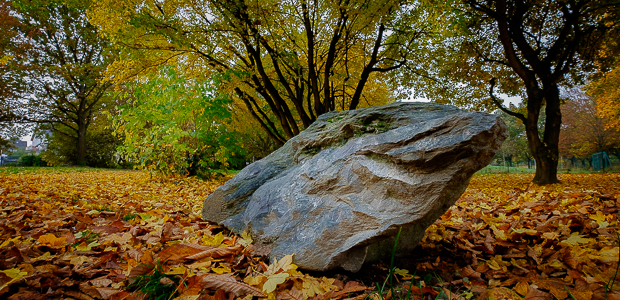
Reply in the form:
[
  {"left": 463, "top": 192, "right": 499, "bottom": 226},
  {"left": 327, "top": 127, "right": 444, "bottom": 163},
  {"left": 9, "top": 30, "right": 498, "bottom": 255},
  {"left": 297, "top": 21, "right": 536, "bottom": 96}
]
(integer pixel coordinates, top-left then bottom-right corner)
[
  {"left": 202, "top": 274, "right": 266, "bottom": 297},
  {"left": 186, "top": 245, "right": 242, "bottom": 260}
]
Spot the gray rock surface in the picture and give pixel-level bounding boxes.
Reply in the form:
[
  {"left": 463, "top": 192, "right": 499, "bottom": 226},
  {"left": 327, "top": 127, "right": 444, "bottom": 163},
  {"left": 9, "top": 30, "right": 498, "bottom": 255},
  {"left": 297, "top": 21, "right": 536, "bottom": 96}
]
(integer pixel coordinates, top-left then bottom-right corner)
[{"left": 202, "top": 102, "right": 507, "bottom": 272}]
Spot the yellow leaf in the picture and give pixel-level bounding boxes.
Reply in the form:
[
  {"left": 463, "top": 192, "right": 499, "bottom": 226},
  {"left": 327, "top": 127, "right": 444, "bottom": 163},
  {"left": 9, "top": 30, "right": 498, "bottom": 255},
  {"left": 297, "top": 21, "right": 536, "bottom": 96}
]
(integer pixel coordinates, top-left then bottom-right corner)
[
  {"left": 301, "top": 277, "right": 322, "bottom": 298},
  {"left": 212, "top": 266, "right": 231, "bottom": 274},
  {"left": 166, "top": 265, "right": 193, "bottom": 276},
  {"left": 266, "top": 254, "right": 296, "bottom": 275},
  {"left": 262, "top": 272, "right": 289, "bottom": 293},
  {"left": 590, "top": 211, "right": 609, "bottom": 228},
  {"left": 69, "top": 255, "right": 93, "bottom": 267},
  {"left": 244, "top": 274, "right": 267, "bottom": 286},
  {"left": 0, "top": 237, "right": 21, "bottom": 249},
  {"left": 238, "top": 231, "right": 253, "bottom": 247},
  {"left": 560, "top": 233, "right": 592, "bottom": 245},
  {"left": 0, "top": 268, "right": 28, "bottom": 291},
  {"left": 75, "top": 242, "right": 91, "bottom": 251},
  {"left": 203, "top": 232, "right": 225, "bottom": 246},
  {"left": 34, "top": 252, "right": 55, "bottom": 261},
  {"left": 490, "top": 225, "right": 507, "bottom": 240}
]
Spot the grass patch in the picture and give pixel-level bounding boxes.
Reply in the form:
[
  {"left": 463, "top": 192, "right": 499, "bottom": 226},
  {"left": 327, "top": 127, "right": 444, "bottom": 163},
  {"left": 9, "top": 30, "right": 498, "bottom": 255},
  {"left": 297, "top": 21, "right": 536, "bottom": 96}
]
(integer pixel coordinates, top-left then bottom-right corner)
[
  {"left": 0, "top": 166, "right": 109, "bottom": 175},
  {"left": 123, "top": 213, "right": 139, "bottom": 221},
  {"left": 127, "top": 261, "right": 184, "bottom": 300},
  {"left": 476, "top": 165, "right": 535, "bottom": 174}
]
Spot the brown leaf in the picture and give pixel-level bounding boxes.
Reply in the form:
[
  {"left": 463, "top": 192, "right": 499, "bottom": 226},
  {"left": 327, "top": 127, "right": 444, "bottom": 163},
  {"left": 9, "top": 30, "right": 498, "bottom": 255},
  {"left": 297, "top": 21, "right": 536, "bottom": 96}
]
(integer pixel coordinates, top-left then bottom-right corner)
[
  {"left": 158, "top": 244, "right": 206, "bottom": 261},
  {"left": 484, "top": 231, "right": 495, "bottom": 254},
  {"left": 332, "top": 281, "right": 369, "bottom": 298},
  {"left": 566, "top": 288, "right": 593, "bottom": 300},
  {"left": 202, "top": 274, "right": 266, "bottom": 297},
  {"left": 461, "top": 265, "right": 482, "bottom": 281},
  {"left": 128, "top": 263, "right": 154, "bottom": 281},
  {"left": 277, "top": 286, "right": 304, "bottom": 300},
  {"left": 95, "top": 287, "right": 123, "bottom": 300},
  {"left": 524, "top": 285, "right": 551, "bottom": 300},
  {"left": 562, "top": 250, "right": 577, "bottom": 269},
  {"left": 527, "top": 246, "right": 540, "bottom": 265},
  {"left": 187, "top": 245, "right": 242, "bottom": 260},
  {"left": 79, "top": 282, "right": 102, "bottom": 299},
  {"left": 63, "top": 290, "right": 97, "bottom": 300}
]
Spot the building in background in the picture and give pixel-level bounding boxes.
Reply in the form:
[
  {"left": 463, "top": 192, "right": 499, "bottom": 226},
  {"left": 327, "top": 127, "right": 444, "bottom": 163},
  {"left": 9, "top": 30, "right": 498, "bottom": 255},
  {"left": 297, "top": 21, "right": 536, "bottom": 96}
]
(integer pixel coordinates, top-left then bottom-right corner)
[
  {"left": 14, "top": 140, "right": 27, "bottom": 149},
  {"left": 27, "top": 130, "right": 50, "bottom": 154}
]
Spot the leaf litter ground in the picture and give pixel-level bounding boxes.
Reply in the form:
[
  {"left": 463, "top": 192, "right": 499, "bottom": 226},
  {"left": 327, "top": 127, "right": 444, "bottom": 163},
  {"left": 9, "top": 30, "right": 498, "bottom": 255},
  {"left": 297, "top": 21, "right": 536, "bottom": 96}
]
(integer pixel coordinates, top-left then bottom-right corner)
[{"left": 0, "top": 169, "right": 619, "bottom": 300}]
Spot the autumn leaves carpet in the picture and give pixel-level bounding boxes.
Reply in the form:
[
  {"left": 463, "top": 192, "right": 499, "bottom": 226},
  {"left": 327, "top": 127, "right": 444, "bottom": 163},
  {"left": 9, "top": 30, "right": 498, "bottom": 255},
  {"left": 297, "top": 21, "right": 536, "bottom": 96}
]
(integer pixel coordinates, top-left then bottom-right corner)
[{"left": 1, "top": 169, "right": 619, "bottom": 299}]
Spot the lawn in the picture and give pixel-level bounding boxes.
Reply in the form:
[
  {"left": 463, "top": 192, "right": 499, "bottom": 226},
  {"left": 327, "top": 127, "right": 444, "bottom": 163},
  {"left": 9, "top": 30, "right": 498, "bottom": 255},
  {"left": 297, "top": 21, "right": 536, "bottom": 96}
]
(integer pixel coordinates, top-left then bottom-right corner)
[{"left": 0, "top": 168, "right": 619, "bottom": 300}]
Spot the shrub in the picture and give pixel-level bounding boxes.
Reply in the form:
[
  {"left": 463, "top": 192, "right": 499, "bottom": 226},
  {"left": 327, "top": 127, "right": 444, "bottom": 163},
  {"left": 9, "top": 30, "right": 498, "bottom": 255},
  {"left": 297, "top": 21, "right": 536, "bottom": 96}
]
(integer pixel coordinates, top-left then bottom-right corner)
[{"left": 18, "top": 154, "right": 47, "bottom": 167}]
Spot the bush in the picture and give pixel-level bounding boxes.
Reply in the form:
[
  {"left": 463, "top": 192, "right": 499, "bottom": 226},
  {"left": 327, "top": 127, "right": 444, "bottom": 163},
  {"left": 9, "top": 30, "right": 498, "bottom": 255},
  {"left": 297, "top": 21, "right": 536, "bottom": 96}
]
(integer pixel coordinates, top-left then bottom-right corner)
[
  {"left": 18, "top": 154, "right": 47, "bottom": 167},
  {"left": 113, "top": 67, "right": 243, "bottom": 177}
]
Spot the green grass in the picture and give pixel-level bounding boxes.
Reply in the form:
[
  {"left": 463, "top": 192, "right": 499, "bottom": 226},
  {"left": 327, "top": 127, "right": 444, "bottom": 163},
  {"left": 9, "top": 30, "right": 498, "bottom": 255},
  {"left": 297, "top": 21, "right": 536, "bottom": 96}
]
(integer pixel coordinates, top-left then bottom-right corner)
[
  {"left": 127, "top": 261, "right": 183, "bottom": 300},
  {"left": 476, "top": 165, "right": 619, "bottom": 175},
  {"left": 476, "top": 165, "right": 535, "bottom": 174},
  {"left": 0, "top": 166, "right": 110, "bottom": 175}
]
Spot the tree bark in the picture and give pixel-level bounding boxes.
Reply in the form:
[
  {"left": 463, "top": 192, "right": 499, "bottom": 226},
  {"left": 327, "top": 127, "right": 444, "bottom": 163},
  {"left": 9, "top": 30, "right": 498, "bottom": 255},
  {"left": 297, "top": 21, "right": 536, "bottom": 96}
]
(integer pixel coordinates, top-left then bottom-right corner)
[{"left": 76, "top": 114, "right": 88, "bottom": 166}]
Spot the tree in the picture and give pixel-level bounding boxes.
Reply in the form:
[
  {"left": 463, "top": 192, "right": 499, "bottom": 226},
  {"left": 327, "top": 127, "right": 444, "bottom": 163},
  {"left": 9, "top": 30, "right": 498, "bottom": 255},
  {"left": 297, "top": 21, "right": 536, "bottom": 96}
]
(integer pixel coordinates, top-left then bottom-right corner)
[
  {"left": 588, "top": 63, "right": 620, "bottom": 129},
  {"left": 560, "top": 87, "right": 620, "bottom": 160},
  {"left": 409, "top": 0, "right": 620, "bottom": 184},
  {"left": 4, "top": 0, "right": 114, "bottom": 165},
  {"left": 88, "top": 0, "right": 431, "bottom": 145},
  {"left": 0, "top": 0, "right": 31, "bottom": 143}
]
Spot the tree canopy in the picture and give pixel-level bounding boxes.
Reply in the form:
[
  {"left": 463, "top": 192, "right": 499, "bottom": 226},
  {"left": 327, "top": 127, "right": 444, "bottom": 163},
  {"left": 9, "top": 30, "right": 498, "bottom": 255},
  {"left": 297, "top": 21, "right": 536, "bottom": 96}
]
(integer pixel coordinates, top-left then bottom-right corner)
[
  {"left": 406, "top": 0, "right": 620, "bottom": 184},
  {"left": 1, "top": 0, "right": 114, "bottom": 165},
  {"left": 88, "top": 0, "right": 436, "bottom": 145},
  {"left": 560, "top": 87, "right": 620, "bottom": 159},
  {"left": 588, "top": 62, "right": 620, "bottom": 129}
]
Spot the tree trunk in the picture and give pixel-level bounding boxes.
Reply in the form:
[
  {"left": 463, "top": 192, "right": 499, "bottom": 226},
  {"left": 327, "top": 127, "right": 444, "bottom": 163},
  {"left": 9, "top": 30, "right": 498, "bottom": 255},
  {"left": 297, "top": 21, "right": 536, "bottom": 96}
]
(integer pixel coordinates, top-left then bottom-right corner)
[
  {"left": 532, "top": 150, "right": 558, "bottom": 185},
  {"left": 524, "top": 87, "right": 561, "bottom": 185},
  {"left": 77, "top": 116, "right": 87, "bottom": 166}
]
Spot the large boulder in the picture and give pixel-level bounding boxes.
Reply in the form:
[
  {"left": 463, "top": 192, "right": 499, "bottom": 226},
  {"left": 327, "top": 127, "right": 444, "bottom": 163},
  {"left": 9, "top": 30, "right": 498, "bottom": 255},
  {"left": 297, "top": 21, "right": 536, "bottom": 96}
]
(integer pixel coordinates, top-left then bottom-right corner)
[{"left": 202, "top": 102, "right": 507, "bottom": 272}]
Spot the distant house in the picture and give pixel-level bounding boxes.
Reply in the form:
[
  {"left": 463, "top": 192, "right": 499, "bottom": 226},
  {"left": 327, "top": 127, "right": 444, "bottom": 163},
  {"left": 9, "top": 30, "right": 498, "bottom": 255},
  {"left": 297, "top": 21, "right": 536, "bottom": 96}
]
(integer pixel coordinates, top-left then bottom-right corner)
[
  {"left": 31, "top": 130, "right": 50, "bottom": 151},
  {"left": 15, "top": 140, "right": 27, "bottom": 149}
]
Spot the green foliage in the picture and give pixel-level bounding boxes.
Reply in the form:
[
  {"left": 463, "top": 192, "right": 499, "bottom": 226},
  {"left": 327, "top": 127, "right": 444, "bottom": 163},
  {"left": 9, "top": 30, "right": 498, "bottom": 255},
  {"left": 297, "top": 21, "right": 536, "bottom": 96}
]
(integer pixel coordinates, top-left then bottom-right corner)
[
  {"left": 113, "top": 67, "right": 243, "bottom": 177},
  {"left": 88, "top": 0, "right": 429, "bottom": 145},
  {"left": 17, "top": 154, "right": 46, "bottom": 167},
  {"left": 495, "top": 109, "right": 532, "bottom": 166},
  {"left": 123, "top": 213, "right": 138, "bottom": 221},
  {"left": 43, "top": 124, "right": 121, "bottom": 167},
  {"left": 127, "top": 261, "right": 182, "bottom": 300}
]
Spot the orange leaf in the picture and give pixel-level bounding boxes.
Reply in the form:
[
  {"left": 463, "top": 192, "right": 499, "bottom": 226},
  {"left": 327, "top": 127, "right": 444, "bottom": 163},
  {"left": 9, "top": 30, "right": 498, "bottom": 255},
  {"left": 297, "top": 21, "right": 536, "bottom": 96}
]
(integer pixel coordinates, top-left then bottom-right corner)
[
  {"left": 37, "top": 233, "right": 67, "bottom": 248},
  {"left": 158, "top": 243, "right": 206, "bottom": 261}
]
